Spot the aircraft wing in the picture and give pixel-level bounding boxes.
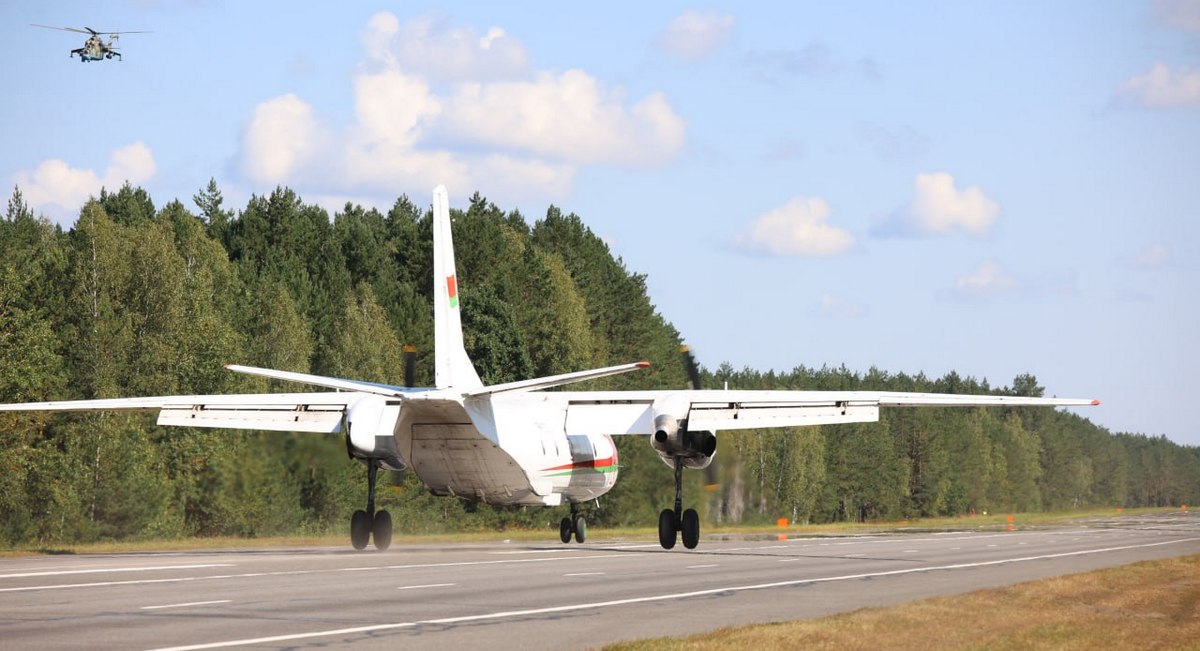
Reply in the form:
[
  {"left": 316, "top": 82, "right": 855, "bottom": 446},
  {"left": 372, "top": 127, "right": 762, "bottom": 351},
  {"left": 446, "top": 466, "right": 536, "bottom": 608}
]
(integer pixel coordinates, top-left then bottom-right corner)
[
  {"left": 555, "top": 389, "right": 1099, "bottom": 436},
  {"left": 0, "top": 392, "right": 362, "bottom": 433}
]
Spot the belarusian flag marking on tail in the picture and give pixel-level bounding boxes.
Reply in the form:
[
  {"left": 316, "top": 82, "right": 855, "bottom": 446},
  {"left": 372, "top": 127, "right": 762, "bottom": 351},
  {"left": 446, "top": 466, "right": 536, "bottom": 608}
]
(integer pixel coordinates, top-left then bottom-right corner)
[{"left": 447, "top": 275, "right": 458, "bottom": 309}]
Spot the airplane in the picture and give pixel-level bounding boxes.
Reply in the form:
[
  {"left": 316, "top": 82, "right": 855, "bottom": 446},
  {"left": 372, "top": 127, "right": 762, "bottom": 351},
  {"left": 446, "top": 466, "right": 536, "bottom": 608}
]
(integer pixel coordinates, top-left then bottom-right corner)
[{"left": 0, "top": 185, "right": 1100, "bottom": 551}]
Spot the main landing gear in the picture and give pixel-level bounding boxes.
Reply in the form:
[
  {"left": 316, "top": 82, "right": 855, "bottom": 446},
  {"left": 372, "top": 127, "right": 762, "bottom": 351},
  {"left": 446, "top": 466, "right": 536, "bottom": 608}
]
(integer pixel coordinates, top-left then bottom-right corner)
[
  {"left": 351, "top": 459, "right": 392, "bottom": 551},
  {"left": 658, "top": 458, "right": 700, "bottom": 550},
  {"left": 559, "top": 502, "right": 588, "bottom": 544}
]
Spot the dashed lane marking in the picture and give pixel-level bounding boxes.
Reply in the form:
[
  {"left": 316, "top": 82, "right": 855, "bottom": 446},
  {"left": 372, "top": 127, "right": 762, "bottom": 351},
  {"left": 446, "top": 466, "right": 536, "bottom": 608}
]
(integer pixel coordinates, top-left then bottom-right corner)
[{"left": 141, "top": 601, "right": 231, "bottom": 610}]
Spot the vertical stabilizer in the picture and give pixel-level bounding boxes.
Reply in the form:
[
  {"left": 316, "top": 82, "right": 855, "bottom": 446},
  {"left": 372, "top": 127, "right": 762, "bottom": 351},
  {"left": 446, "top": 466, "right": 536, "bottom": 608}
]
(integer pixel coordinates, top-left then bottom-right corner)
[{"left": 432, "top": 185, "right": 484, "bottom": 390}]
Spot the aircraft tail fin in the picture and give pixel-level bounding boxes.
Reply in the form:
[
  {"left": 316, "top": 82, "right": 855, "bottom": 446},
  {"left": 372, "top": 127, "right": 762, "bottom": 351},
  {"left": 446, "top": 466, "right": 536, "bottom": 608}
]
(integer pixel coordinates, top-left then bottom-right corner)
[{"left": 432, "top": 185, "right": 484, "bottom": 390}]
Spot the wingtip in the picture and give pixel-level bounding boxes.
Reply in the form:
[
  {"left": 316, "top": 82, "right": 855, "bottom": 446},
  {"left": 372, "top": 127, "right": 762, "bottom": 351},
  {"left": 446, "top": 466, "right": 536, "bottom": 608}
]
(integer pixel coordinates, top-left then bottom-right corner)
[
  {"left": 1091, "top": 399, "right": 1101, "bottom": 406},
  {"left": 636, "top": 361, "right": 651, "bottom": 369}
]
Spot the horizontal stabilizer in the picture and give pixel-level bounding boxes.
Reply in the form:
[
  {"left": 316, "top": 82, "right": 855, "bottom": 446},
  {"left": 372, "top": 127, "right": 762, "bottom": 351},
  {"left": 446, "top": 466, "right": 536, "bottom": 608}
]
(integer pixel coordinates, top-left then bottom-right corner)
[
  {"left": 465, "top": 361, "right": 650, "bottom": 398},
  {"left": 223, "top": 364, "right": 412, "bottom": 397}
]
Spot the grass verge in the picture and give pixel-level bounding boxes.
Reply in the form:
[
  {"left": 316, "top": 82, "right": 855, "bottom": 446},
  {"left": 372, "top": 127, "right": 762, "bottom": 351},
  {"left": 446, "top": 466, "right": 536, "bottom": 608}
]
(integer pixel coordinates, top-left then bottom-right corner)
[{"left": 599, "top": 554, "right": 1200, "bottom": 651}]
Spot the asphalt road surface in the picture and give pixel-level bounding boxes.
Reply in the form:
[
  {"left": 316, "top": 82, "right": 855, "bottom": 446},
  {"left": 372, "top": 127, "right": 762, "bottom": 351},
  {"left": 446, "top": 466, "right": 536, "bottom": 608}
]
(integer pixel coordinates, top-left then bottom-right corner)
[{"left": 3, "top": 511, "right": 1198, "bottom": 650}]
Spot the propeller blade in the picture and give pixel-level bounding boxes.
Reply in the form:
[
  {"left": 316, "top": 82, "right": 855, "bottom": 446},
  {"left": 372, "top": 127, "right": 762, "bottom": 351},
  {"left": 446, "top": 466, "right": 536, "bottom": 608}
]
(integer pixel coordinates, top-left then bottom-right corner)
[
  {"left": 403, "top": 345, "right": 417, "bottom": 388},
  {"left": 680, "top": 345, "right": 702, "bottom": 391},
  {"left": 681, "top": 344, "right": 720, "bottom": 491}
]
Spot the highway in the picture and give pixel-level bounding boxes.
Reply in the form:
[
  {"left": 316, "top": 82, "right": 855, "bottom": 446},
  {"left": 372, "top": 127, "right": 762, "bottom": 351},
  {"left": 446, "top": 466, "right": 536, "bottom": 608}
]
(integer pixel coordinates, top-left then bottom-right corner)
[{"left": 2, "top": 511, "right": 1197, "bottom": 650}]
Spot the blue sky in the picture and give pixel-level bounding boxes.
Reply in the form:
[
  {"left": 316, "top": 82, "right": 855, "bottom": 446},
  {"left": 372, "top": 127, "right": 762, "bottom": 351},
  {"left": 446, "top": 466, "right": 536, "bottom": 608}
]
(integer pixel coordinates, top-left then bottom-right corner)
[{"left": 4, "top": 1, "right": 1198, "bottom": 445}]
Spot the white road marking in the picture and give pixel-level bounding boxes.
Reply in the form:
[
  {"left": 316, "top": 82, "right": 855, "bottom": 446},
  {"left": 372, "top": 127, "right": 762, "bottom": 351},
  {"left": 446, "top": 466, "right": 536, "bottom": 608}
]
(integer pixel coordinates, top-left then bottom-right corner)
[
  {"left": 563, "top": 572, "right": 604, "bottom": 577},
  {"left": 686, "top": 564, "right": 717, "bottom": 569},
  {"left": 141, "top": 600, "right": 230, "bottom": 611},
  {"left": 490, "top": 549, "right": 573, "bottom": 555},
  {"left": 396, "top": 583, "right": 455, "bottom": 591},
  {"left": 902, "top": 550, "right": 920, "bottom": 553},
  {"left": 0, "top": 553, "right": 640, "bottom": 594},
  {"left": 0, "top": 564, "right": 234, "bottom": 579},
  {"left": 141, "top": 537, "right": 1200, "bottom": 651}
]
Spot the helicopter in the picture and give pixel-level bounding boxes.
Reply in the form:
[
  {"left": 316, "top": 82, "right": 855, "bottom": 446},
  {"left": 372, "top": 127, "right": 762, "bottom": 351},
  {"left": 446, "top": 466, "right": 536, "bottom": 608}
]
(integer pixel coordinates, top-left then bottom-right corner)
[{"left": 31, "top": 24, "right": 150, "bottom": 62}]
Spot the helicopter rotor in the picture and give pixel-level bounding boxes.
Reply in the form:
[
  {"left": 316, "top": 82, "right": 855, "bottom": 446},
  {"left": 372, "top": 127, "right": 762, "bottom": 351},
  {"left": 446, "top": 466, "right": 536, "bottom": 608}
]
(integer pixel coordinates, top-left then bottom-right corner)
[{"left": 31, "top": 24, "right": 151, "bottom": 37}]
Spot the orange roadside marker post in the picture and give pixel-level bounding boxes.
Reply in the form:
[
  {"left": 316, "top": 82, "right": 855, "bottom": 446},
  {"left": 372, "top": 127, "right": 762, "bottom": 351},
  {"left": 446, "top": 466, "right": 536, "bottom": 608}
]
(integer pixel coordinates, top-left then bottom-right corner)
[
  {"left": 777, "top": 517, "right": 789, "bottom": 541},
  {"left": 1006, "top": 514, "right": 1015, "bottom": 531}
]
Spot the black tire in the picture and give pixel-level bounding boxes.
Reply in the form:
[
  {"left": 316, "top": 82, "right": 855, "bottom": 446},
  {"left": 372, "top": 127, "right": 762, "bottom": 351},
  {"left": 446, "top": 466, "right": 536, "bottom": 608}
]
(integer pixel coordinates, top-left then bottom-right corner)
[
  {"left": 350, "top": 509, "right": 371, "bottom": 550},
  {"left": 560, "top": 516, "right": 573, "bottom": 544},
  {"left": 574, "top": 516, "right": 587, "bottom": 544},
  {"left": 372, "top": 510, "right": 393, "bottom": 551},
  {"left": 658, "top": 509, "right": 678, "bottom": 550},
  {"left": 681, "top": 508, "right": 700, "bottom": 550}
]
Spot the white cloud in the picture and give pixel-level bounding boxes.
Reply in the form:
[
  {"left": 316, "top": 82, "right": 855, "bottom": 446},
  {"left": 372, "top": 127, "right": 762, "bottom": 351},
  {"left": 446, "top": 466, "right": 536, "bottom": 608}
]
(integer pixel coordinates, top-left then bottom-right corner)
[
  {"left": 237, "top": 12, "right": 684, "bottom": 203},
  {"left": 442, "top": 71, "right": 685, "bottom": 165},
  {"left": 817, "top": 294, "right": 866, "bottom": 319},
  {"left": 1116, "top": 62, "right": 1200, "bottom": 109},
  {"left": 659, "top": 10, "right": 736, "bottom": 61},
  {"left": 363, "top": 12, "right": 530, "bottom": 81},
  {"left": 15, "top": 142, "right": 157, "bottom": 222},
  {"left": 734, "top": 196, "right": 855, "bottom": 257},
  {"left": 1155, "top": 0, "right": 1200, "bottom": 32},
  {"left": 241, "top": 94, "right": 323, "bottom": 184},
  {"left": 952, "top": 261, "right": 1018, "bottom": 298},
  {"left": 1132, "top": 243, "right": 1171, "bottom": 268},
  {"left": 902, "top": 172, "right": 1000, "bottom": 237}
]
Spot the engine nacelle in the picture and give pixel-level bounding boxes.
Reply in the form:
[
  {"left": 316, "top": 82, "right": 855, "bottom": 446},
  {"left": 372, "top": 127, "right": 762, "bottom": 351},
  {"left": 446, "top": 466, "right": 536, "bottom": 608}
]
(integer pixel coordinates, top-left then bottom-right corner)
[
  {"left": 651, "top": 413, "right": 716, "bottom": 470},
  {"left": 344, "top": 395, "right": 406, "bottom": 472}
]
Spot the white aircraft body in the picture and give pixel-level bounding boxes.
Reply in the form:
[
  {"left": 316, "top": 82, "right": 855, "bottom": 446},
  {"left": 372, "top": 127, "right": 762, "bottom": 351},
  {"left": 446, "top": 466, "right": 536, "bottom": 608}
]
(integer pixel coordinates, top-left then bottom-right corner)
[{"left": 0, "top": 186, "right": 1100, "bottom": 550}]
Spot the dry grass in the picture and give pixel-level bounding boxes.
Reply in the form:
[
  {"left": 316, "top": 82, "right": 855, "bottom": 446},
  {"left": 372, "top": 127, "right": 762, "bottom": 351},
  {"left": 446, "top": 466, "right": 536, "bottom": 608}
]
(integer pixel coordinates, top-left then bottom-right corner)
[{"left": 600, "top": 555, "right": 1200, "bottom": 651}]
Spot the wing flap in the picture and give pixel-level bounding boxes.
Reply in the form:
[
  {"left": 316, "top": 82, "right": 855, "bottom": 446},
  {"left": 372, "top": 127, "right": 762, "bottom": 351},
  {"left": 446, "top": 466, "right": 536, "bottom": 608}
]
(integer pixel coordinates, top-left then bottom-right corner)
[
  {"left": 688, "top": 401, "right": 879, "bottom": 430},
  {"left": 157, "top": 403, "right": 344, "bottom": 433}
]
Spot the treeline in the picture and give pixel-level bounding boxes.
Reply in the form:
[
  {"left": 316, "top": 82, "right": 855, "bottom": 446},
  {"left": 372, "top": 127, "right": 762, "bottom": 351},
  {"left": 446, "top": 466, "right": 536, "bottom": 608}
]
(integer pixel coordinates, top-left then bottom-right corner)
[{"left": 0, "top": 182, "right": 1195, "bottom": 546}]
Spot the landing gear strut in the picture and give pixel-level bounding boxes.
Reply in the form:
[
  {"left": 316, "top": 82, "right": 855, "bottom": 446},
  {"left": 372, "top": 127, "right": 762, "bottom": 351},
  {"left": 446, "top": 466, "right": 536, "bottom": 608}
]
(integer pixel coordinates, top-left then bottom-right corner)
[
  {"left": 658, "top": 458, "right": 700, "bottom": 550},
  {"left": 559, "top": 502, "right": 587, "bottom": 544},
  {"left": 351, "top": 459, "right": 393, "bottom": 551}
]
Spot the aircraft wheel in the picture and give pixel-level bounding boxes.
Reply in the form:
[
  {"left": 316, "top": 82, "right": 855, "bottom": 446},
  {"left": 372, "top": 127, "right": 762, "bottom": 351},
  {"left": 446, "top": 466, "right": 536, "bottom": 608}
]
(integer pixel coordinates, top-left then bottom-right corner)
[
  {"left": 574, "top": 516, "right": 587, "bottom": 544},
  {"left": 658, "top": 509, "right": 678, "bottom": 550},
  {"left": 560, "top": 516, "right": 573, "bottom": 543},
  {"left": 350, "top": 509, "right": 371, "bottom": 550},
  {"left": 372, "top": 510, "right": 393, "bottom": 551},
  {"left": 681, "top": 508, "right": 700, "bottom": 550}
]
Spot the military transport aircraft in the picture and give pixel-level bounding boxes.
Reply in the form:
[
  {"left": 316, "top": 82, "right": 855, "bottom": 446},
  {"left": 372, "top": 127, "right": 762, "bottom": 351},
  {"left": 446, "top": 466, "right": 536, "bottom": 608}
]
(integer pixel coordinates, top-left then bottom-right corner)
[{"left": 0, "top": 186, "right": 1099, "bottom": 551}]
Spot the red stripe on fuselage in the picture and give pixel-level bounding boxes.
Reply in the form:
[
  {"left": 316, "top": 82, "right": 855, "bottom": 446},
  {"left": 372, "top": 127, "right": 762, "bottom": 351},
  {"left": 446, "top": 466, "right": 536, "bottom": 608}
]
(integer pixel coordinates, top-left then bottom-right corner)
[{"left": 541, "top": 456, "right": 616, "bottom": 472}]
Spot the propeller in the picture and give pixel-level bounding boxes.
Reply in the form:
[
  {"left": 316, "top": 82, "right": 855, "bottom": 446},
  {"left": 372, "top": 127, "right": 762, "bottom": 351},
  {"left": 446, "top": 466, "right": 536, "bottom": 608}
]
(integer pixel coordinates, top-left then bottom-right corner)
[
  {"left": 681, "top": 345, "right": 721, "bottom": 492},
  {"left": 403, "top": 345, "right": 417, "bottom": 388}
]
